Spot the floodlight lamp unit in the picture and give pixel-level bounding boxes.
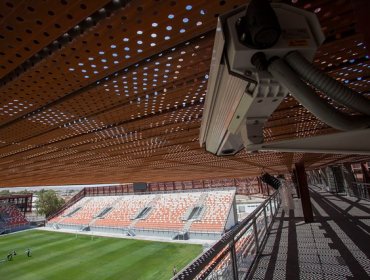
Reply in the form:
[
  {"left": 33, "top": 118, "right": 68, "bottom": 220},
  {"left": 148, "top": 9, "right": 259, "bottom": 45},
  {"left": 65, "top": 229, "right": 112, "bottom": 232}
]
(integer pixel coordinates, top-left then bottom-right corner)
[{"left": 199, "top": 0, "right": 324, "bottom": 156}]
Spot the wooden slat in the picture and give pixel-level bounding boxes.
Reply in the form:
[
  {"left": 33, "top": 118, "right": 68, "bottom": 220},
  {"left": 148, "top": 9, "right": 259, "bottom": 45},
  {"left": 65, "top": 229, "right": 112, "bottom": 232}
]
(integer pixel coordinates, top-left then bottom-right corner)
[{"left": 0, "top": 0, "right": 369, "bottom": 187}]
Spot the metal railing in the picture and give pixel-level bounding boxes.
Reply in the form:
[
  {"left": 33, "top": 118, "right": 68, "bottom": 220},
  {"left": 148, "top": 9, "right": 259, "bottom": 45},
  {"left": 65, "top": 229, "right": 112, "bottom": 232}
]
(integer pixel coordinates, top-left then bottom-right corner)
[
  {"left": 349, "top": 182, "right": 370, "bottom": 200},
  {"left": 174, "top": 191, "right": 281, "bottom": 280}
]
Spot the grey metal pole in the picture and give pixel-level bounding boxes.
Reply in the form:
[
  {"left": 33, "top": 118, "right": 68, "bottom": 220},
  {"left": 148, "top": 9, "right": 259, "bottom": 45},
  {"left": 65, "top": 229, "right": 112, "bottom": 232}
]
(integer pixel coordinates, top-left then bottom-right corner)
[
  {"left": 229, "top": 240, "right": 239, "bottom": 280},
  {"left": 253, "top": 218, "right": 259, "bottom": 253}
]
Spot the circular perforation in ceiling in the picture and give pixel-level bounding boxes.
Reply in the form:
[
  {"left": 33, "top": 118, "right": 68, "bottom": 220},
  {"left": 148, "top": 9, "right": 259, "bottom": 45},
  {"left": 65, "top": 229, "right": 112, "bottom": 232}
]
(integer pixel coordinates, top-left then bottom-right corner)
[
  {"left": 0, "top": 0, "right": 242, "bottom": 125},
  {"left": 0, "top": 33, "right": 212, "bottom": 152},
  {"left": 0, "top": 0, "right": 111, "bottom": 78}
]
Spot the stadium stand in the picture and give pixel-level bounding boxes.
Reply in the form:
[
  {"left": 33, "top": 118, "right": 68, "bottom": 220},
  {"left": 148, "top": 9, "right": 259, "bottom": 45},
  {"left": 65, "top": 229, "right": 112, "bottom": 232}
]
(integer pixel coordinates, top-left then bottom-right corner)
[
  {"left": 0, "top": 203, "right": 29, "bottom": 233},
  {"left": 47, "top": 189, "right": 236, "bottom": 240}
]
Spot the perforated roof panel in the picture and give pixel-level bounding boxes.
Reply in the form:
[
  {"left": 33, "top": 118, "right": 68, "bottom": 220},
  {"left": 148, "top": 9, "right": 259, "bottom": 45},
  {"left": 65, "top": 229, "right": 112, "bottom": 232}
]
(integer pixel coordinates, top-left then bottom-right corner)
[{"left": 0, "top": 0, "right": 369, "bottom": 187}]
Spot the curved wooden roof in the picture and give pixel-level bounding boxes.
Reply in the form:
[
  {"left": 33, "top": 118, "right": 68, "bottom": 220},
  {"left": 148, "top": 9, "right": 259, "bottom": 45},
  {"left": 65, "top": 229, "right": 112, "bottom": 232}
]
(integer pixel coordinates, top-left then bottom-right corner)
[{"left": 0, "top": 0, "right": 369, "bottom": 187}]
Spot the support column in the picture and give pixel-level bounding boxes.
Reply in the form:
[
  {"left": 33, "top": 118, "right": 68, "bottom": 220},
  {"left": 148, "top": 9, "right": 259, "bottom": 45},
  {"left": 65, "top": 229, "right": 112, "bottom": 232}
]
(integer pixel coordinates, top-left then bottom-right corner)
[
  {"left": 295, "top": 161, "right": 314, "bottom": 223},
  {"left": 257, "top": 177, "right": 262, "bottom": 194}
]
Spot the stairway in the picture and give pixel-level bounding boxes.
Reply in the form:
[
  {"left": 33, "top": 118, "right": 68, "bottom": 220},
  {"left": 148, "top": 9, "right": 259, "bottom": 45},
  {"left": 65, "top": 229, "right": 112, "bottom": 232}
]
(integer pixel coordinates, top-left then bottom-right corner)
[
  {"left": 89, "top": 196, "right": 122, "bottom": 226},
  {"left": 180, "top": 193, "right": 208, "bottom": 233},
  {"left": 128, "top": 194, "right": 160, "bottom": 229}
]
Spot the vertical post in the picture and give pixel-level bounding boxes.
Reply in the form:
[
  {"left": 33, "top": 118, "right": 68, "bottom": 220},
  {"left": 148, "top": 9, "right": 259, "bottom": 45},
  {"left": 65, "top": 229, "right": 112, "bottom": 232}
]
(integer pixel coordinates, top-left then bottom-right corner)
[
  {"left": 263, "top": 207, "right": 268, "bottom": 232},
  {"left": 229, "top": 240, "right": 239, "bottom": 280},
  {"left": 269, "top": 199, "right": 273, "bottom": 219},
  {"left": 24, "top": 197, "right": 27, "bottom": 216},
  {"left": 295, "top": 161, "right": 314, "bottom": 223},
  {"left": 29, "top": 194, "right": 33, "bottom": 212},
  {"left": 273, "top": 195, "right": 277, "bottom": 213},
  {"left": 253, "top": 218, "right": 259, "bottom": 252},
  {"left": 340, "top": 165, "right": 349, "bottom": 196},
  {"left": 343, "top": 162, "right": 356, "bottom": 196}
]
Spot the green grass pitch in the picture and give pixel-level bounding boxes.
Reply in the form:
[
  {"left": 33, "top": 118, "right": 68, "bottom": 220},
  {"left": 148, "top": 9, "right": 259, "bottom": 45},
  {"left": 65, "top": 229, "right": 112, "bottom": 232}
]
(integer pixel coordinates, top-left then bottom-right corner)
[{"left": 0, "top": 230, "right": 202, "bottom": 280}]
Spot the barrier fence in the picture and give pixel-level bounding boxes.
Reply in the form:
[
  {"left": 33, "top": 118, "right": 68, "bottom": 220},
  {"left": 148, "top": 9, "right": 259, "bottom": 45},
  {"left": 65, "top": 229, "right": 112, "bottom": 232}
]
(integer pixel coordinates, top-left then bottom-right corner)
[
  {"left": 349, "top": 182, "right": 370, "bottom": 201},
  {"left": 174, "top": 191, "right": 281, "bottom": 280}
]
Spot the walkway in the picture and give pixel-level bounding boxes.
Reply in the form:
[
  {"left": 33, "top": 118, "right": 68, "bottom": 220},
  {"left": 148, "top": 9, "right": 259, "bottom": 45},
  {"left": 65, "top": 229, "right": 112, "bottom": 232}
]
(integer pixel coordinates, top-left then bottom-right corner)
[{"left": 250, "top": 186, "right": 370, "bottom": 280}]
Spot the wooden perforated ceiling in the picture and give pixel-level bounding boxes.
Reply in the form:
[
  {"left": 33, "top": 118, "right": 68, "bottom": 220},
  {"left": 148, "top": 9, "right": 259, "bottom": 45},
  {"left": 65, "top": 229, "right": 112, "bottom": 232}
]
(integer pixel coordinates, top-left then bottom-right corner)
[{"left": 0, "top": 0, "right": 369, "bottom": 187}]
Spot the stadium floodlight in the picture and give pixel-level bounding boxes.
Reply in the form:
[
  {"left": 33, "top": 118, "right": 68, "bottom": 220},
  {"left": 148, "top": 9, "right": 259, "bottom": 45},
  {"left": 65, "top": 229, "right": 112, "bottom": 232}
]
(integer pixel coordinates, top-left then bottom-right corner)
[{"left": 200, "top": 0, "right": 370, "bottom": 156}]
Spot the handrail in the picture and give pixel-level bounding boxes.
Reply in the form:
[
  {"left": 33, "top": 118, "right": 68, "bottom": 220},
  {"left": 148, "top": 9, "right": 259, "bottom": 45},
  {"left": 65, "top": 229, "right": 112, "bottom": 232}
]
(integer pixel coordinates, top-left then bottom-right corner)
[
  {"left": 174, "top": 191, "right": 280, "bottom": 280},
  {"left": 352, "top": 182, "right": 370, "bottom": 186}
]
